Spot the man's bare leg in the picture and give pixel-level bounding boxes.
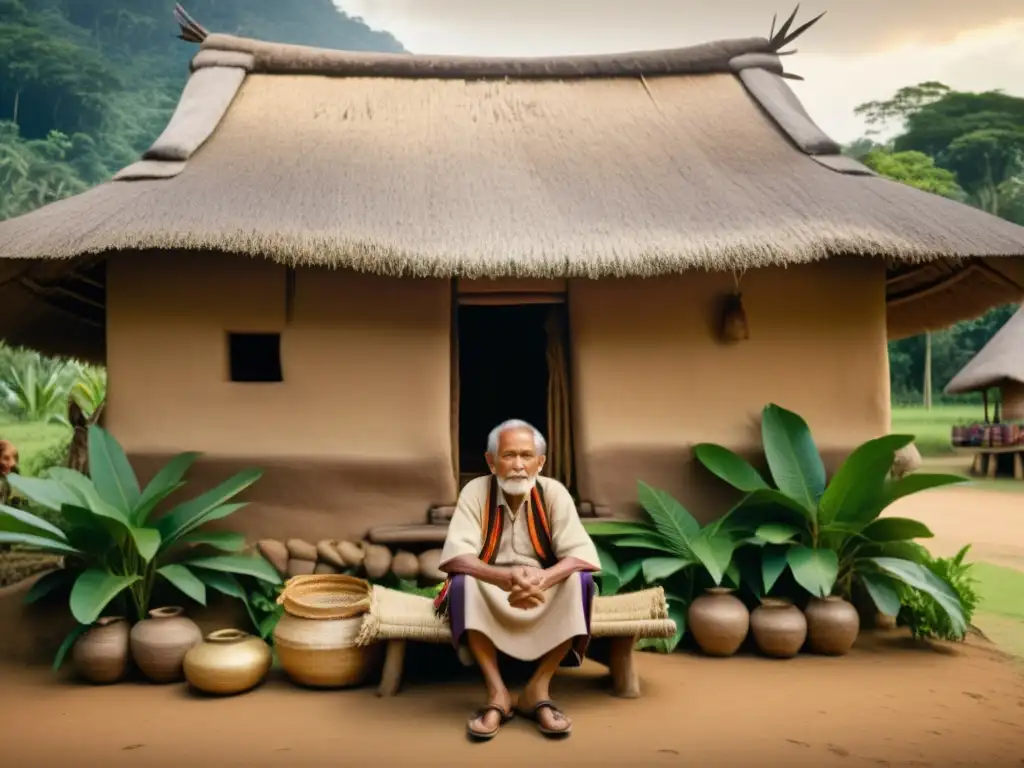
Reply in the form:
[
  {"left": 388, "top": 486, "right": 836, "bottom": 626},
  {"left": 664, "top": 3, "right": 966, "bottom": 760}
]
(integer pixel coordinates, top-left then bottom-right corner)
[
  {"left": 520, "top": 638, "right": 574, "bottom": 734},
  {"left": 465, "top": 630, "right": 514, "bottom": 736}
]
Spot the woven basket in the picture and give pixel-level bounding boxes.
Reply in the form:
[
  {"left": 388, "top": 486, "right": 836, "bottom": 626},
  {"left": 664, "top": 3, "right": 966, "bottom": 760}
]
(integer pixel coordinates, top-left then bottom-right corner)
[
  {"left": 273, "top": 574, "right": 379, "bottom": 688},
  {"left": 276, "top": 574, "right": 372, "bottom": 620}
]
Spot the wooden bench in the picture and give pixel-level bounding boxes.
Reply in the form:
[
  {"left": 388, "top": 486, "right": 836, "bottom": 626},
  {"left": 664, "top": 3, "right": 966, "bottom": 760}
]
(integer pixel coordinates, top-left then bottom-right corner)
[
  {"left": 356, "top": 586, "right": 677, "bottom": 699},
  {"left": 955, "top": 445, "right": 1024, "bottom": 480}
]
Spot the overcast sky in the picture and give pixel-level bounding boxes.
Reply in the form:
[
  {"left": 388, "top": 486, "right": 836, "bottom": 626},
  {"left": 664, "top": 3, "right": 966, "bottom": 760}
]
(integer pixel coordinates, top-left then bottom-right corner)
[{"left": 335, "top": 0, "right": 1024, "bottom": 142}]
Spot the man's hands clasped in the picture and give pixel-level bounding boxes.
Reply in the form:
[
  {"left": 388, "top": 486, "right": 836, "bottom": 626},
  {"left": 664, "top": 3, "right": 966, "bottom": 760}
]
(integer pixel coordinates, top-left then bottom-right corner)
[{"left": 505, "top": 565, "right": 547, "bottom": 610}]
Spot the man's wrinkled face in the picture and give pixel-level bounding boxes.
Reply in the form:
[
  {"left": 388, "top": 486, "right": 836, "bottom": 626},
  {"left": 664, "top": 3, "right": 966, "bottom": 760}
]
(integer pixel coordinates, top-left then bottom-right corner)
[
  {"left": 486, "top": 427, "right": 545, "bottom": 496},
  {"left": 0, "top": 442, "right": 18, "bottom": 476}
]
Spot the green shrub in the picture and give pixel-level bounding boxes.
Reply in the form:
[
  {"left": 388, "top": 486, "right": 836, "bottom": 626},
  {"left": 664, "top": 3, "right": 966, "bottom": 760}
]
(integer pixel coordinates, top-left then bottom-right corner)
[
  {"left": 898, "top": 545, "right": 980, "bottom": 641},
  {"left": 20, "top": 436, "right": 70, "bottom": 479}
]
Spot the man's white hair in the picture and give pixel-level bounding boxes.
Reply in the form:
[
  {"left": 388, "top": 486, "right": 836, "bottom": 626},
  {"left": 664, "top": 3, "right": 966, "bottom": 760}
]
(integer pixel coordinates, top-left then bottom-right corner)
[{"left": 486, "top": 419, "right": 547, "bottom": 456}]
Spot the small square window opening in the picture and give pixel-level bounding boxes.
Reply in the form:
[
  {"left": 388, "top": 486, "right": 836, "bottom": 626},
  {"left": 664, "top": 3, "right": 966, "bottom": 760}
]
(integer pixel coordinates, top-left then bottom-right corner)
[{"left": 228, "top": 332, "right": 283, "bottom": 382}]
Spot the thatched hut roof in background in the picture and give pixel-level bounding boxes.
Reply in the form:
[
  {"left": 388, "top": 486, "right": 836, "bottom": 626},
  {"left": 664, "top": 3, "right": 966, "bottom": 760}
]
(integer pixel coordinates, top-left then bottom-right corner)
[
  {"left": 1, "top": 17, "right": 1024, "bottom": 359},
  {"left": 944, "top": 306, "right": 1024, "bottom": 395}
]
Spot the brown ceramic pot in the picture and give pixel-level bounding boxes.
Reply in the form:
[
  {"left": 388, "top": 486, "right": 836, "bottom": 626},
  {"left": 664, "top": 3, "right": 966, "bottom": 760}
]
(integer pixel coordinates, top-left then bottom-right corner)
[
  {"left": 750, "top": 598, "right": 807, "bottom": 658},
  {"left": 183, "top": 629, "right": 273, "bottom": 695},
  {"left": 873, "top": 611, "right": 898, "bottom": 630},
  {"left": 129, "top": 606, "right": 203, "bottom": 682},
  {"left": 72, "top": 616, "right": 130, "bottom": 683},
  {"left": 687, "top": 587, "right": 749, "bottom": 657},
  {"left": 804, "top": 596, "right": 860, "bottom": 655}
]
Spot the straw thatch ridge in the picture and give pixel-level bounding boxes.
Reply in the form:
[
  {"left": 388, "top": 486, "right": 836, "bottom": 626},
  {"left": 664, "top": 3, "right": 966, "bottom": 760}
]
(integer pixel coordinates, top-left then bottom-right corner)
[
  {"left": 945, "top": 306, "right": 1024, "bottom": 394},
  {"left": 199, "top": 32, "right": 773, "bottom": 80}
]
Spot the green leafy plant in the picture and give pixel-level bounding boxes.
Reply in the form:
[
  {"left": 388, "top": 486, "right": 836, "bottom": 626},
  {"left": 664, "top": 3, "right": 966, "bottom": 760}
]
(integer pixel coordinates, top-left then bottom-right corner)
[
  {"left": 692, "top": 403, "right": 969, "bottom": 633},
  {"left": 585, "top": 480, "right": 740, "bottom": 653},
  {"left": 0, "top": 354, "right": 73, "bottom": 422},
  {"left": 70, "top": 364, "right": 107, "bottom": 417},
  {"left": 0, "top": 425, "right": 281, "bottom": 631},
  {"left": 897, "top": 545, "right": 980, "bottom": 641}
]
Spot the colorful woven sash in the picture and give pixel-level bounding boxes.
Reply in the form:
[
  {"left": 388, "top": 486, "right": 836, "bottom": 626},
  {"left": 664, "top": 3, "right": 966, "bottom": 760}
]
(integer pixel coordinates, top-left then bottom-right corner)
[{"left": 434, "top": 475, "right": 555, "bottom": 616}]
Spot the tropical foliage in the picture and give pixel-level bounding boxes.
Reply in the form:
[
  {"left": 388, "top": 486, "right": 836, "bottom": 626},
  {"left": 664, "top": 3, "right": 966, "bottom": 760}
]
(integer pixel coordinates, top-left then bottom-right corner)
[
  {"left": 0, "top": 425, "right": 280, "bottom": 632},
  {"left": 586, "top": 481, "right": 740, "bottom": 653},
  {"left": 845, "top": 83, "right": 1024, "bottom": 405},
  {"left": 692, "top": 403, "right": 970, "bottom": 635},
  {"left": 0, "top": 344, "right": 106, "bottom": 423},
  {"left": 0, "top": 0, "right": 403, "bottom": 223},
  {"left": 897, "top": 545, "right": 980, "bottom": 642}
]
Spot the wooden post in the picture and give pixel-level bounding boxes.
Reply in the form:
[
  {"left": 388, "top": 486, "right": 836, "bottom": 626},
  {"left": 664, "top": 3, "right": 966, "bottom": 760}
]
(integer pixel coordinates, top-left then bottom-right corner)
[
  {"left": 987, "top": 452, "right": 999, "bottom": 479},
  {"left": 1014, "top": 451, "right": 1023, "bottom": 481},
  {"left": 923, "top": 332, "right": 932, "bottom": 410},
  {"left": 377, "top": 639, "right": 406, "bottom": 697},
  {"left": 608, "top": 636, "right": 641, "bottom": 698}
]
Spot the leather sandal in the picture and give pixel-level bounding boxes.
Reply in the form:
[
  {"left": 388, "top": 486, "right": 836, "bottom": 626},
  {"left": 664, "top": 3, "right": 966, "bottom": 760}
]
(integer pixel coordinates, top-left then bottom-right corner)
[
  {"left": 515, "top": 700, "right": 572, "bottom": 737},
  {"left": 466, "top": 704, "right": 514, "bottom": 741}
]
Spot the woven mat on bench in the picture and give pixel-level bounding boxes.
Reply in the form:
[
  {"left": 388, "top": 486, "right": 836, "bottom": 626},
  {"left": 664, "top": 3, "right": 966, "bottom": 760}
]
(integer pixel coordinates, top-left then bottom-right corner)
[{"left": 355, "top": 585, "right": 677, "bottom": 646}]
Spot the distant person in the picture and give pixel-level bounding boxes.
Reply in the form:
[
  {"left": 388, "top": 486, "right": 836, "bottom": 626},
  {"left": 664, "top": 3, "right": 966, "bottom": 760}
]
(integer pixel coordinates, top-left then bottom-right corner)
[
  {"left": 436, "top": 419, "right": 600, "bottom": 741},
  {"left": 0, "top": 439, "right": 19, "bottom": 506}
]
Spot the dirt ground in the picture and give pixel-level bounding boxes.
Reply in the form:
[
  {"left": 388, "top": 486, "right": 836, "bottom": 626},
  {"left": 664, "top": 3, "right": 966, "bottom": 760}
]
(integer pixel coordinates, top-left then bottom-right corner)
[
  {"left": 887, "top": 485, "right": 1024, "bottom": 571},
  {"left": 1, "top": 485, "right": 1023, "bottom": 766},
  {"left": 1, "top": 632, "right": 1022, "bottom": 767}
]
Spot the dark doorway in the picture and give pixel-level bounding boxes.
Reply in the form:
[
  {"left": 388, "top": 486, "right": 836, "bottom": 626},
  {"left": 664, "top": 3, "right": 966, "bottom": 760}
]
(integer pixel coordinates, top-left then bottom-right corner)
[{"left": 457, "top": 304, "right": 550, "bottom": 478}]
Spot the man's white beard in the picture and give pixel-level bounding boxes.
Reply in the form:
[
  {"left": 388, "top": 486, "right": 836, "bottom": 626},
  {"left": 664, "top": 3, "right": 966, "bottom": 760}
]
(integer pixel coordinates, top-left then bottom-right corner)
[{"left": 497, "top": 473, "right": 537, "bottom": 496}]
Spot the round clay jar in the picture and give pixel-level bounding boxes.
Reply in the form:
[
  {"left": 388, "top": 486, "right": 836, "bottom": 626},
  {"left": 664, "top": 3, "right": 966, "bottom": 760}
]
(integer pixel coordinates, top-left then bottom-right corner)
[
  {"left": 183, "top": 629, "right": 273, "bottom": 695},
  {"left": 687, "top": 587, "right": 750, "bottom": 657},
  {"left": 804, "top": 596, "right": 860, "bottom": 655},
  {"left": 130, "top": 606, "right": 203, "bottom": 682},
  {"left": 750, "top": 598, "right": 807, "bottom": 658},
  {"left": 72, "top": 616, "right": 131, "bottom": 683}
]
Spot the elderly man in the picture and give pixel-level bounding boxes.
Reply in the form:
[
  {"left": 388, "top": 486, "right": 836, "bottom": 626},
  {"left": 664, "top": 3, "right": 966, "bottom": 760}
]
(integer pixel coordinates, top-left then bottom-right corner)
[{"left": 436, "top": 419, "right": 601, "bottom": 741}]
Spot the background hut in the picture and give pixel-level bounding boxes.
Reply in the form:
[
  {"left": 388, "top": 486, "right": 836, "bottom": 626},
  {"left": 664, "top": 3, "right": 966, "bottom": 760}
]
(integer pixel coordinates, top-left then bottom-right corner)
[{"left": 945, "top": 305, "right": 1024, "bottom": 421}]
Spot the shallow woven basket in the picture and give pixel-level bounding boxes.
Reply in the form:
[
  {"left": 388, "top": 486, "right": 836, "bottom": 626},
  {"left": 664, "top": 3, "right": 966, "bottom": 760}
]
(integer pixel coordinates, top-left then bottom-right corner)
[
  {"left": 273, "top": 574, "right": 379, "bottom": 688},
  {"left": 276, "top": 574, "right": 372, "bottom": 620}
]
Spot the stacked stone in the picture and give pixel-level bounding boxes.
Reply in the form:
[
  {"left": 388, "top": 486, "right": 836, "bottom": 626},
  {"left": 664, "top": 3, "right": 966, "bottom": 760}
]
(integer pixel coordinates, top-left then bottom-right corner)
[{"left": 255, "top": 537, "right": 445, "bottom": 584}]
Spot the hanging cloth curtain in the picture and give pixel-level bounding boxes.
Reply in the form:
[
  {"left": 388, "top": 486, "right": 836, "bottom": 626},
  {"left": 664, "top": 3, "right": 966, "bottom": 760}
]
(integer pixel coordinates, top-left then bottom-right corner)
[{"left": 544, "top": 305, "right": 574, "bottom": 490}]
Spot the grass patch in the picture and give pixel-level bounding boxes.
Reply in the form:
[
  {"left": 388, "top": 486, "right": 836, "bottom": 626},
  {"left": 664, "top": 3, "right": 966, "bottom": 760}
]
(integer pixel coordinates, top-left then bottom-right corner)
[
  {"left": 970, "top": 562, "right": 1024, "bottom": 660},
  {"left": 891, "top": 404, "right": 985, "bottom": 457},
  {"left": 971, "top": 563, "right": 1024, "bottom": 622},
  {"left": 0, "top": 418, "right": 71, "bottom": 477}
]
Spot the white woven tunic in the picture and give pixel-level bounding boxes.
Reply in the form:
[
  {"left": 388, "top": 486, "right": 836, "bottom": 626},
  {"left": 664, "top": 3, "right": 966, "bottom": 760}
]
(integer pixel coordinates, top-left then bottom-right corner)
[{"left": 438, "top": 475, "right": 601, "bottom": 661}]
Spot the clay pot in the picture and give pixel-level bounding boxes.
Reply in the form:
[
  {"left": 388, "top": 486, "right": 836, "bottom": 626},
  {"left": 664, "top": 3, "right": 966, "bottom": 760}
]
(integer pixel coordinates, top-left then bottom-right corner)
[
  {"left": 687, "top": 587, "right": 749, "bottom": 657},
  {"left": 873, "top": 611, "right": 898, "bottom": 630},
  {"left": 183, "top": 629, "right": 272, "bottom": 695},
  {"left": 804, "top": 596, "right": 860, "bottom": 655},
  {"left": 72, "top": 616, "right": 130, "bottom": 683},
  {"left": 130, "top": 606, "right": 203, "bottom": 682},
  {"left": 750, "top": 598, "right": 807, "bottom": 659}
]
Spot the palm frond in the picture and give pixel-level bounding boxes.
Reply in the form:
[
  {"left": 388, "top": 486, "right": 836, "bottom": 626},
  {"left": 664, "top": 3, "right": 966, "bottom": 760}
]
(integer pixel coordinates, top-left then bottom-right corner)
[
  {"left": 174, "top": 4, "right": 209, "bottom": 44},
  {"left": 768, "top": 6, "right": 826, "bottom": 52}
]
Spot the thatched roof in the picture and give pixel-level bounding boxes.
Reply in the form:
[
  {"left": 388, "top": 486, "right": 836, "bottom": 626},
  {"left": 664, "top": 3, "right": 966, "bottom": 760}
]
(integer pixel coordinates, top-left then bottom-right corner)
[
  {"left": 2, "top": 11, "right": 1024, "bottom": 359},
  {"left": 944, "top": 305, "right": 1024, "bottom": 395}
]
